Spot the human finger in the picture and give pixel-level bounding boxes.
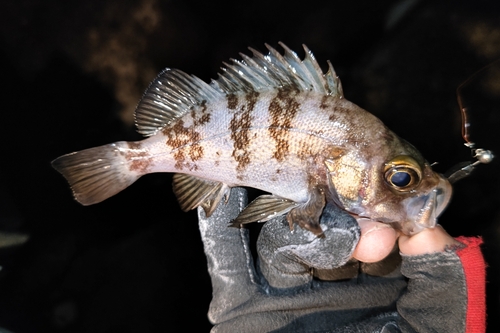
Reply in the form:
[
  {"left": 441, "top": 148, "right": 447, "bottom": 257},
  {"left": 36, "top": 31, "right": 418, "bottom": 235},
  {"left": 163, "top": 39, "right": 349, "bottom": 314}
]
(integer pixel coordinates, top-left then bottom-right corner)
[
  {"left": 398, "top": 225, "right": 462, "bottom": 255},
  {"left": 352, "top": 219, "right": 398, "bottom": 263}
]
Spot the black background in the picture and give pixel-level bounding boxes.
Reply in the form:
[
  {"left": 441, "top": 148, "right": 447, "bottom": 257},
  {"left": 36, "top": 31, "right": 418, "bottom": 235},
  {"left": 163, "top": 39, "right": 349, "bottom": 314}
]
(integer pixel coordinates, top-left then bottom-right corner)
[{"left": 0, "top": 0, "right": 499, "bottom": 332}]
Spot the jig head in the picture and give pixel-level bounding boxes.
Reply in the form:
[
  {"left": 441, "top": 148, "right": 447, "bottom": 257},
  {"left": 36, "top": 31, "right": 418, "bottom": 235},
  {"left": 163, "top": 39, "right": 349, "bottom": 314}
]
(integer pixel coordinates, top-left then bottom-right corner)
[
  {"left": 446, "top": 148, "right": 494, "bottom": 184},
  {"left": 445, "top": 63, "right": 496, "bottom": 184}
]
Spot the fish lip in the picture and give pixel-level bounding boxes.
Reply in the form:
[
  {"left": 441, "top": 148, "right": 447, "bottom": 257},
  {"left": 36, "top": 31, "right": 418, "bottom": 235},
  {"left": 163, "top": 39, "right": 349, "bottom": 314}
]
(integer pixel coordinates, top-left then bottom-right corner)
[{"left": 400, "top": 176, "right": 452, "bottom": 235}]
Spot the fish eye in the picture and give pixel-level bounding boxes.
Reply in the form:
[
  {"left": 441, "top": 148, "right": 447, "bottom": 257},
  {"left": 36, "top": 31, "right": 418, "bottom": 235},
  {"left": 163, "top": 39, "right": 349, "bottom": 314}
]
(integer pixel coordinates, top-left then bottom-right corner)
[
  {"left": 390, "top": 171, "right": 411, "bottom": 187},
  {"left": 384, "top": 156, "right": 422, "bottom": 191},
  {"left": 385, "top": 167, "right": 420, "bottom": 190}
]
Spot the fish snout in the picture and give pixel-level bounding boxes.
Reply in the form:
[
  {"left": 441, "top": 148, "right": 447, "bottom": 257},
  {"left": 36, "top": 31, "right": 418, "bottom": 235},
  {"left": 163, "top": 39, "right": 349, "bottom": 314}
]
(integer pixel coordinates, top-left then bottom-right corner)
[{"left": 400, "top": 176, "right": 452, "bottom": 235}]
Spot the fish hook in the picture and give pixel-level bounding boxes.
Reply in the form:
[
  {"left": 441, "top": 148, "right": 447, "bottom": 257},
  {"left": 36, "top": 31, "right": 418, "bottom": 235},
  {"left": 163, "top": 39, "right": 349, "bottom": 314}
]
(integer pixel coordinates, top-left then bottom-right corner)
[{"left": 445, "top": 61, "right": 497, "bottom": 184}]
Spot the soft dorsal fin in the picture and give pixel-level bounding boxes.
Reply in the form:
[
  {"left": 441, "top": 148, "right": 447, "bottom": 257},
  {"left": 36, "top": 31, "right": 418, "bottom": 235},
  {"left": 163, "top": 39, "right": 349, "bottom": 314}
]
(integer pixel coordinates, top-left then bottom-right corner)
[
  {"left": 134, "top": 43, "right": 344, "bottom": 136},
  {"left": 134, "top": 69, "right": 223, "bottom": 136}
]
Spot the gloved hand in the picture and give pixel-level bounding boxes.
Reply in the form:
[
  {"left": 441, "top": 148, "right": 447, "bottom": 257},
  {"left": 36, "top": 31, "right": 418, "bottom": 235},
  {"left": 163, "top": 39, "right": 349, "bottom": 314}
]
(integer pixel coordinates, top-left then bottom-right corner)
[
  {"left": 198, "top": 187, "right": 407, "bottom": 332},
  {"left": 198, "top": 187, "right": 477, "bottom": 332}
]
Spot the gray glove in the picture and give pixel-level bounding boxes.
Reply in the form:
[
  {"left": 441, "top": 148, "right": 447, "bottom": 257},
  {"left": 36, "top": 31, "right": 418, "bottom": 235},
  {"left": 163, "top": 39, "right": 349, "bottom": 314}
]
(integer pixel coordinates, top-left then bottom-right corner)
[{"left": 198, "top": 187, "right": 407, "bottom": 333}]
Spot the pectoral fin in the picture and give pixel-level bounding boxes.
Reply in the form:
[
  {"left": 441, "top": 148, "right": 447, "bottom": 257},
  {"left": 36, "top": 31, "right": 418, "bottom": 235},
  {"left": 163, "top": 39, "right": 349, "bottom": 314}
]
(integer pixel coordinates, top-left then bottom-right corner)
[
  {"left": 172, "top": 174, "right": 230, "bottom": 217},
  {"left": 286, "top": 187, "right": 326, "bottom": 237},
  {"left": 230, "top": 195, "right": 298, "bottom": 227}
]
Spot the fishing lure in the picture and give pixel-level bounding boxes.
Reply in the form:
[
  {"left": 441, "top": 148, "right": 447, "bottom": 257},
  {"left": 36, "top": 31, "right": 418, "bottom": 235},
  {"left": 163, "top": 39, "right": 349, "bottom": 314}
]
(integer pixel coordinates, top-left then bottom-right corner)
[{"left": 446, "top": 63, "right": 495, "bottom": 183}]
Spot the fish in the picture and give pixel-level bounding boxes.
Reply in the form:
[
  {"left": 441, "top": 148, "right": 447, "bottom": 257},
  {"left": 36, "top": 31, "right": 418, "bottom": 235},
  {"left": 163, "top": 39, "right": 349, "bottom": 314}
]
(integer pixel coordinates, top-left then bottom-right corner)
[{"left": 52, "top": 42, "right": 452, "bottom": 236}]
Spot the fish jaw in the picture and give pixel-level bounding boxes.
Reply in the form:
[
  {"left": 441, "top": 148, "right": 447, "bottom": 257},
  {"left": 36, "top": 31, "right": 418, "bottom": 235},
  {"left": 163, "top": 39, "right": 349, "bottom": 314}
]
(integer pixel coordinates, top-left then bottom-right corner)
[{"left": 398, "top": 175, "right": 452, "bottom": 235}]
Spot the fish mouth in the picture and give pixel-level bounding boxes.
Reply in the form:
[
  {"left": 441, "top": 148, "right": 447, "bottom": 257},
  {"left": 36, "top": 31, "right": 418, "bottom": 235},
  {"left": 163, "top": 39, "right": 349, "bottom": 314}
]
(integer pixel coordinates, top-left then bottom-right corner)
[{"left": 400, "top": 176, "right": 452, "bottom": 235}]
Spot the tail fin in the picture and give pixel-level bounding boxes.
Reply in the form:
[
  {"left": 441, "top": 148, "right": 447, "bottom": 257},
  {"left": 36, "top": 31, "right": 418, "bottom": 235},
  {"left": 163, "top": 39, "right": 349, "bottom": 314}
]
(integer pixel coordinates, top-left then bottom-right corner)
[{"left": 51, "top": 142, "right": 140, "bottom": 205}]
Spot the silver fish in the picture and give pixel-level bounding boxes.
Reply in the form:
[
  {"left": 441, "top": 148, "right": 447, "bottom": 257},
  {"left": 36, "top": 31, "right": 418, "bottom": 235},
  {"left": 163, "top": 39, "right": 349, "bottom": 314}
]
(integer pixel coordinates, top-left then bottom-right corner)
[{"left": 52, "top": 43, "right": 452, "bottom": 236}]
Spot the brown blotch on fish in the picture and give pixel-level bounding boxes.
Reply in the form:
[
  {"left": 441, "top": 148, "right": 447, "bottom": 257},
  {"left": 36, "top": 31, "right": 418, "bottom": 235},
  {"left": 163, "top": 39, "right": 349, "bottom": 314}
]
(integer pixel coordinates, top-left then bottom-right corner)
[
  {"left": 320, "top": 95, "right": 332, "bottom": 109},
  {"left": 229, "top": 91, "right": 259, "bottom": 177},
  {"left": 268, "top": 87, "right": 301, "bottom": 161},
  {"left": 200, "top": 100, "right": 208, "bottom": 113},
  {"left": 127, "top": 151, "right": 151, "bottom": 173},
  {"left": 189, "top": 145, "right": 204, "bottom": 162},
  {"left": 189, "top": 101, "right": 211, "bottom": 127},
  {"left": 328, "top": 105, "right": 351, "bottom": 122},
  {"left": 163, "top": 119, "right": 204, "bottom": 170},
  {"left": 297, "top": 140, "right": 315, "bottom": 161},
  {"left": 127, "top": 142, "right": 142, "bottom": 150},
  {"left": 227, "top": 94, "right": 238, "bottom": 110},
  {"left": 125, "top": 142, "right": 152, "bottom": 173},
  {"left": 195, "top": 101, "right": 211, "bottom": 125},
  {"left": 173, "top": 150, "right": 186, "bottom": 170},
  {"left": 195, "top": 113, "right": 211, "bottom": 126}
]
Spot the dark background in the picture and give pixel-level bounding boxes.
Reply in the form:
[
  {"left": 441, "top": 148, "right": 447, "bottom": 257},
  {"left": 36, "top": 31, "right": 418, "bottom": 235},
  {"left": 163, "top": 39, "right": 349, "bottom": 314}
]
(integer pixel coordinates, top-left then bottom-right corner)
[{"left": 0, "top": 0, "right": 499, "bottom": 332}]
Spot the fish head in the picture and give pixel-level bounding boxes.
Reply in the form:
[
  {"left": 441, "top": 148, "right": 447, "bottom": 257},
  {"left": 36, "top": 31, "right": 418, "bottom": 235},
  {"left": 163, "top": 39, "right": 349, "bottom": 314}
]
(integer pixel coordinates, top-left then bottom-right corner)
[
  {"left": 371, "top": 153, "right": 452, "bottom": 235},
  {"left": 325, "top": 139, "right": 452, "bottom": 235}
]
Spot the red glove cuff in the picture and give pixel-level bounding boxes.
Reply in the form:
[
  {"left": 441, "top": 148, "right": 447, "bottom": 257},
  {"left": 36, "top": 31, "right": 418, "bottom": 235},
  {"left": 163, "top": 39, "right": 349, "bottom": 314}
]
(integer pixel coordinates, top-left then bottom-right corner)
[{"left": 455, "top": 236, "right": 486, "bottom": 333}]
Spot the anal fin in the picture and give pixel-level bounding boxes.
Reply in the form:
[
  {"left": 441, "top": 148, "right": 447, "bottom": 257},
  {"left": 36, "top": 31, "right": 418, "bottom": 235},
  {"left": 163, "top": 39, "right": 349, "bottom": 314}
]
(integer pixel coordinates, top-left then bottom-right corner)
[
  {"left": 172, "top": 174, "right": 230, "bottom": 217},
  {"left": 230, "top": 195, "right": 298, "bottom": 227}
]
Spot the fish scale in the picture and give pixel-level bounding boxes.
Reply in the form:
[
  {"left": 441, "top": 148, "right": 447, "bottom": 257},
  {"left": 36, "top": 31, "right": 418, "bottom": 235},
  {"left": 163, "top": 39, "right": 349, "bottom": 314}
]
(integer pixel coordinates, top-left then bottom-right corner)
[{"left": 52, "top": 43, "right": 452, "bottom": 236}]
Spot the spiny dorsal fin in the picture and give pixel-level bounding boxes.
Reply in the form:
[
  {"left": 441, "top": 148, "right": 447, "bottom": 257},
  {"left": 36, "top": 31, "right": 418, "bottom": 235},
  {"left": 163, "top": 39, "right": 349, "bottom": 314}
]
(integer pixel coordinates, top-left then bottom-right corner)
[
  {"left": 211, "top": 42, "right": 344, "bottom": 97},
  {"left": 172, "top": 174, "right": 230, "bottom": 217},
  {"left": 134, "top": 69, "right": 223, "bottom": 137}
]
